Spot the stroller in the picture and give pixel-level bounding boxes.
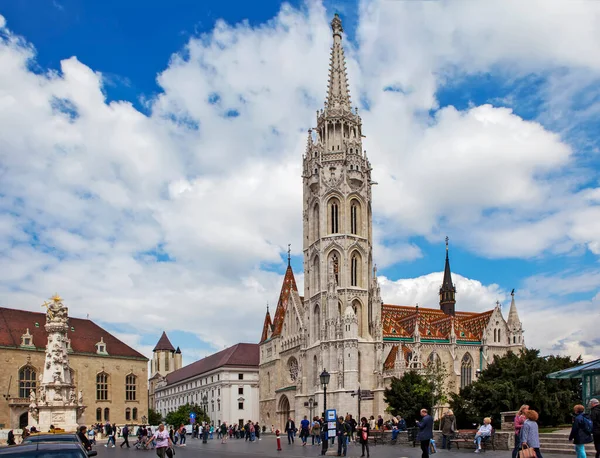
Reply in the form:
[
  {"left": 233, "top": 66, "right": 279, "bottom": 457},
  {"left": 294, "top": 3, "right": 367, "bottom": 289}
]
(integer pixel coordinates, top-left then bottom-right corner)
[{"left": 134, "top": 436, "right": 154, "bottom": 450}]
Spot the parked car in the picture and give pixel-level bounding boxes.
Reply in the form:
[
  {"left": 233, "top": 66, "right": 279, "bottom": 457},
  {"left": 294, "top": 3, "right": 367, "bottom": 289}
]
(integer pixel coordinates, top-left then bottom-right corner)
[
  {"left": 0, "top": 442, "right": 96, "bottom": 457},
  {"left": 22, "top": 433, "right": 81, "bottom": 444}
]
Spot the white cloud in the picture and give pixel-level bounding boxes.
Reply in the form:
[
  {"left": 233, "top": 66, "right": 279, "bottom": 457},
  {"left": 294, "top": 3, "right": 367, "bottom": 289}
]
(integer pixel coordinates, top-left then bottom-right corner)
[{"left": 0, "top": 0, "right": 600, "bottom": 361}]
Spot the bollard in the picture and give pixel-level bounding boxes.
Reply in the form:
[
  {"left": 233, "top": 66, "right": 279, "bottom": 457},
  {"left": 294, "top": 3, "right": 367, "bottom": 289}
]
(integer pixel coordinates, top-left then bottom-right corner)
[{"left": 276, "top": 429, "right": 282, "bottom": 451}]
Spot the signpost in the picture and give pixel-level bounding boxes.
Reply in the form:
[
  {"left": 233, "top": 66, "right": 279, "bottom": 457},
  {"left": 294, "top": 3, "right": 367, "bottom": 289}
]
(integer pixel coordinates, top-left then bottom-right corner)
[
  {"left": 326, "top": 409, "right": 337, "bottom": 443},
  {"left": 189, "top": 412, "right": 196, "bottom": 424}
]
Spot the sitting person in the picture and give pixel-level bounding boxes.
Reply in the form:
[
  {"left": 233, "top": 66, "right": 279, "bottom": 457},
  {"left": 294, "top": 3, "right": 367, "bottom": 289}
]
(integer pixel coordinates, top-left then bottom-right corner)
[
  {"left": 473, "top": 417, "right": 492, "bottom": 453},
  {"left": 398, "top": 417, "right": 407, "bottom": 432}
]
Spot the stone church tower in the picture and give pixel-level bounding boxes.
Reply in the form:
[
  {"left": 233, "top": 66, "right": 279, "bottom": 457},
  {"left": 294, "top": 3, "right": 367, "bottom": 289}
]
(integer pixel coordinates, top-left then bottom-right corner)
[{"left": 259, "top": 14, "right": 385, "bottom": 428}]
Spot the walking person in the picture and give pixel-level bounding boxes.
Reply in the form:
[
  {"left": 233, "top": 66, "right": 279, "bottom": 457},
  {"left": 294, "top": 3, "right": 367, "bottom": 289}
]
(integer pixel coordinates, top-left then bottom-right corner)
[
  {"left": 358, "top": 417, "right": 370, "bottom": 458},
  {"left": 147, "top": 423, "right": 173, "bottom": 458},
  {"left": 590, "top": 399, "right": 600, "bottom": 458},
  {"left": 440, "top": 409, "right": 457, "bottom": 450},
  {"left": 570, "top": 404, "right": 594, "bottom": 458},
  {"left": 312, "top": 417, "right": 321, "bottom": 446},
  {"left": 120, "top": 424, "right": 130, "bottom": 448},
  {"left": 416, "top": 408, "right": 434, "bottom": 458},
  {"left": 179, "top": 424, "right": 187, "bottom": 446},
  {"left": 512, "top": 405, "right": 529, "bottom": 458},
  {"left": 300, "top": 415, "right": 310, "bottom": 446},
  {"left": 255, "top": 422, "right": 261, "bottom": 441},
  {"left": 104, "top": 423, "right": 116, "bottom": 448},
  {"left": 285, "top": 417, "right": 296, "bottom": 444},
  {"left": 220, "top": 422, "right": 228, "bottom": 443},
  {"left": 521, "top": 409, "right": 543, "bottom": 458}
]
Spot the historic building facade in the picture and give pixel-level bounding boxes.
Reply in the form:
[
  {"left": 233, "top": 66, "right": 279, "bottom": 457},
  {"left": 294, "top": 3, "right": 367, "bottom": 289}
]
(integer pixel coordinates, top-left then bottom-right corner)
[
  {"left": 148, "top": 332, "right": 182, "bottom": 412},
  {"left": 0, "top": 305, "right": 148, "bottom": 429},
  {"left": 153, "top": 343, "right": 259, "bottom": 428},
  {"left": 258, "top": 14, "right": 524, "bottom": 428}
]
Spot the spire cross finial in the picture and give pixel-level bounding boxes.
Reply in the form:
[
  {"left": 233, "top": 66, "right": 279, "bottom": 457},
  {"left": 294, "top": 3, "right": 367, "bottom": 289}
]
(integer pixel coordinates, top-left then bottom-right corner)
[
  {"left": 287, "top": 244, "right": 291, "bottom": 266},
  {"left": 445, "top": 236, "right": 449, "bottom": 250},
  {"left": 266, "top": 302, "right": 269, "bottom": 313},
  {"left": 511, "top": 288, "right": 515, "bottom": 297},
  {"left": 496, "top": 300, "right": 501, "bottom": 308}
]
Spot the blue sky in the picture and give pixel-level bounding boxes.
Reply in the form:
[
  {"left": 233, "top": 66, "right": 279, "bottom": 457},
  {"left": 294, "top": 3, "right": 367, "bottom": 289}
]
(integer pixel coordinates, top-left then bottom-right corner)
[{"left": 1, "top": 0, "right": 599, "bottom": 362}]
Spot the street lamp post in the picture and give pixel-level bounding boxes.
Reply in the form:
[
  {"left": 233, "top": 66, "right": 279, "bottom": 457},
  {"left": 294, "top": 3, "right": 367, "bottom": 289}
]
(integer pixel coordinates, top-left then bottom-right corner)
[{"left": 320, "top": 369, "right": 330, "bottom": 455}]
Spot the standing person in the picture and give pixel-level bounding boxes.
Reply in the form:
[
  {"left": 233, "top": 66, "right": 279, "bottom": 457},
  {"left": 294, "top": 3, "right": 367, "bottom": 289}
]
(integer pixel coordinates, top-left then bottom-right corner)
[
  {"left": 202, "top": 423, "right": 209, "bottom": 444},
  {"left": 590, "top": 399, "right": 600, "bottom": 458},
  {"left": 512, "top": 405, "right": 529, "bottom": 458},
  {"left": 300, "top": 415, "right": 310, "bottom": 446},
  {"left": 473, "top": 417, "right": 492, "bottom": 453},
  {"left": 570, "top": 404, "right": 594, "bottom": 458},
  {"left": 377, "top": 415, "right": 384, "bottom": 430},
  {"left": 88, "top": 426, "right": 96, "bottom": 445},
  {"left": 120, "top": 424, "right": 130, "bottom": 448},
  {"left": 440, "top": 410, "right": 457, "bottom": 450},
  {"left": 520, "top": 409, "right": 543, "bottom": 458},
  {"left": 358, "top": 417, "right": 370, "bottom": 458},
  {"left": 336, "top": 416, "right": 350, "bottom": 457},
  {"left": 416, "top": 408, "right": 434, "bottom": 458},
  {"left": 255, "top": 422, "right": 261, "bottom": 441},
  {"left": 77, "top": 426, "right": 93, "bottom": 451},
  {"left": 147, "top": 423, "right": 173, "bottom": 458},
  {"left": 285, "top": 417, "right": 296, "bottom": 444},
  {"left": 312, "top": 417, "right": 321, "bottom": 446},
  {"left": 349, "top": 415, "right": 357, "bottom": 443},
  {"left": 220, "top": 422, "right": 227, "bottom": 444},
  {"left": 179, "top": 424, "right": 187, "bottom": 446},
  {"left": 6, "top": 430, "right": 15, "bottom": 446}
]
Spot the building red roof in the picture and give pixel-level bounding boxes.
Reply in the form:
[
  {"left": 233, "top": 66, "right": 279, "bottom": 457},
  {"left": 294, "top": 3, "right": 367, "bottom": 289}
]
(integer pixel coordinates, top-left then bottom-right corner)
[
  {"left": 260, "top": 309, "right": 272, "bottom": 343},
  {"left": 382, "top": 304, "right": 493, "bottom": 341},
  {"left": 0, "top": 307, "right": 147, "bottom": 360},
  {"left": 153, "top": 331, "right": 176, "bottom": 352},
  {"left": 165, "top": 343, "right": 259, "bottom": 385}
]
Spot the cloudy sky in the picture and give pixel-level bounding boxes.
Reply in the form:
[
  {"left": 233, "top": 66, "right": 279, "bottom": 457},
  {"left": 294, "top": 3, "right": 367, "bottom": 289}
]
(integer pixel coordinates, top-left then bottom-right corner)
[{"left": 1, "top": 0, "right": 599, "bottom": 364}]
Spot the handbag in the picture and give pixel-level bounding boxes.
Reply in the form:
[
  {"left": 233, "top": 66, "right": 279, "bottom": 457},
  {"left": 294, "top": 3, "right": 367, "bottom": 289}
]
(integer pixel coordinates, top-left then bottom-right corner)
[{"left": 518, "top": 444, "right": 536, "bottom": 458}]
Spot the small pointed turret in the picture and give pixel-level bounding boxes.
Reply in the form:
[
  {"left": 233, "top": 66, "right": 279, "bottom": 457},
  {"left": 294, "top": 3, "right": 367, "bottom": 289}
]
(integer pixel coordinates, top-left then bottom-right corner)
[
  {"left": 260, "top": 303, "right": 273, "bottom": 343},
  {"left": 507, "top": 289, "right": 521, "bottom": 328},
  {"left": 440, "top": 237, "right": 457, "bottom": 316},
  {"left": 326, "top": 14, "right": 352, "bottom": 111}
]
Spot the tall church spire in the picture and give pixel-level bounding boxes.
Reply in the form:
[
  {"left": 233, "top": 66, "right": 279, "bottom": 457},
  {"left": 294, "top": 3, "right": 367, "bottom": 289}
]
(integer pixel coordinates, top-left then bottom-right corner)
[
  {"left": 326, "top": 14, "right": 352, "bottom": 111},
  {"left": 440, "top": 237, "right": 457, "bottom": 316}
]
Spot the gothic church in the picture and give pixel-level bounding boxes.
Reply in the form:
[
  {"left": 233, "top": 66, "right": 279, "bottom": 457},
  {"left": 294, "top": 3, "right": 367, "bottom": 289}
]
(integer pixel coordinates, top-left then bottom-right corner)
[{"left": 258, "top": 14, "right": 524, "bottom": 428}]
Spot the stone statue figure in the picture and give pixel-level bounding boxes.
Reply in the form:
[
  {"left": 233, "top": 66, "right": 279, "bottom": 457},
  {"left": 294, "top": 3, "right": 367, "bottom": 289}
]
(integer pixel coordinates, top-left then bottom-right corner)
[
  {"left": 29, "top": 389, "right": 37, "bottom": 405},
  {"left": 78, "top": 390, "right": 83, "bottom": 405},
  {"left": 41, "top": 294, "right": 68, "bottom": 324},
  {"left": 69, "top": 390, "right": 76, "bottom": 405}
]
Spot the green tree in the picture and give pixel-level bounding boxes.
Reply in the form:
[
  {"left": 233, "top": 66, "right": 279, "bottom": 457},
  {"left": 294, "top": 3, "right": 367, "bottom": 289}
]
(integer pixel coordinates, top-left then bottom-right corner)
[
  {"left": 384, "top": 371, "right": 435, "bottom": 424},
  {"left": 164, "top": 403, "right": 209, "bottom": 428},
  {"left": 148, "top": 408, "right": 163, "bottom": 425},
  {"left": 450, "top": 348, "right": 581, "bottom": 428}
]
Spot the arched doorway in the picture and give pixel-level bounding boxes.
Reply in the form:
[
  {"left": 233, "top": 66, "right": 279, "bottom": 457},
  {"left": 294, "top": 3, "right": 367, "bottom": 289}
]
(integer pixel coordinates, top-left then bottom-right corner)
[
  {"left": 19, "top": 412, "right": 28, "bottom": 429},
  {"left": 277, "top": 395, "right": 290, "bottom": 430}
]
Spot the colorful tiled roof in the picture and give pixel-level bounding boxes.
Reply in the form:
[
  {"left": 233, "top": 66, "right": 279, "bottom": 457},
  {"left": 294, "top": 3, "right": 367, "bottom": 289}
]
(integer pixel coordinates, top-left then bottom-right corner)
[
  {"left": 153, "top": 331, "right": 176, "bottom": 352},
  {"left": 384, "top": 344, "right": 412, "bottom": 370},
  {"left": 260, "top": 309, "right": 272, "bottom": 343},
  {"left": 164, "top": 343, "right": 259, "bottom": 385},
  {"left": 261, "top": 264, "right": 298, "bottom": 343},
  {"left": 0, "top": 307, "right": 147, "bottom": 360},
  {"left": 382, "top": 304, "right": 494, "bottom": 341}
]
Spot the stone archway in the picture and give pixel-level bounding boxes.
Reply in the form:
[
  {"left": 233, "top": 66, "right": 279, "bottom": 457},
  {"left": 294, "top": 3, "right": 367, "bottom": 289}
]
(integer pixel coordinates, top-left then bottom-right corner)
[
  {"left": 19, "top": 412, "right": 28, "bottom": 429},
  {"left": 277, "top": 395, "right": 291, "bottom": 430}
]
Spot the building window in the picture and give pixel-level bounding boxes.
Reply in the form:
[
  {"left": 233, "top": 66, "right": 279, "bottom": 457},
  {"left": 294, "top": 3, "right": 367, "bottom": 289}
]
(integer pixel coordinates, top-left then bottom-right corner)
[
  {"left": 19, "top": 365, "right": 36, "bottom": 398},
  {"left": 157, "top": 359, "right": 160, "bottom": 372},
  {"left": 133, "top": 408, "right": 138, "bottom": 420},
  {"left": 238, "top": 387, "right": 244, "bottom": 395},
  {"left": 238, "top": 374, "right": 243, "bottom": 380},
  {"left": 351, "top": 203, "right": 358, "bottom": 234},
  {"left": 218, "top": 401, "right": 221, "bottom": 411},
  {"left": 330, "top": 200, "right": 339, "bottom": 233},
  {"left": 96, "top": 372, "right": 109, "bottom": 401},
  {"left": 96, "top": 408, "right": 102, "bottom": 421},
  {"left": 238, "top": 402, "right": 244, "bottom": 410},
  {"left": 104, "top": 408, "right": 110, "bottom": 421},
  {"left": 351, "top": 254, "right": 358, "bottom": 286},
  {"left": 126, "top": 408, "right": 131, "bottom": 421},
  {"left": 461, "top": 353, "right": 473, "bottom": 389},
  {"left": 218, "top": 388, "right": 220, "bottom": 396},
  {"left": 165, "top": 356, "right": 169, "bottom": 371},
  {"left": 126, "top": 374, "right": 137, "bottom": 401}
]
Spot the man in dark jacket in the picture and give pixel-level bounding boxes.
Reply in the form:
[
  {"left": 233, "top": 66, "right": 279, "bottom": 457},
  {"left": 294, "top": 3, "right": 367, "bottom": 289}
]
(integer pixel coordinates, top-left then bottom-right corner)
[
  {"left": 77, "top": 426, "right": 93, "bottom": 451},
  {"left": 591, "top": 398, "right": 600, "bottom": 458},
  {"left": 416, "top": 408, "right": 433, "bottom": 458},
  {"left": 285, "top": 417, "right": 296, "bottom": 444},
  {"left": 120, "top": 424, "right": 130, "bottom": 448}
]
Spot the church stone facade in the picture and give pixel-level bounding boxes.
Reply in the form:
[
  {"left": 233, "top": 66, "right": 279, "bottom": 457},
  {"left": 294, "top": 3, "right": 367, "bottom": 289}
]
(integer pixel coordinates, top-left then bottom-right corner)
[{"left": 258, "top": 14, "right": 524, "bottom": 429}]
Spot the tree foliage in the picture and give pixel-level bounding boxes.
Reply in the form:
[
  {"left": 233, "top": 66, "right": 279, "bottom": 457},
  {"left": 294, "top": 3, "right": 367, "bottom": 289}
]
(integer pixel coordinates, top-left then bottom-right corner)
[
  {"left": 449, "top": 348, "right": 581, "bottom": 428},
  {"left": 148, "top": 408, "right": 163, "bottom": 425},
  {"left": 164, "top": 403, "right": 209, "bottom": 427},
  {"left": 384, "top": 371, "right": 435, "bottom": 424}
]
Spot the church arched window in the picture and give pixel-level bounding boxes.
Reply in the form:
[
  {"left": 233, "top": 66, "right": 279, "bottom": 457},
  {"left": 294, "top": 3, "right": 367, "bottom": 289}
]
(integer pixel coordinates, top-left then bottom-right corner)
[
  {"left": 314, "top": 304, "right": 321, "bottom": 342},
  {"left": 427, "top": 352, "right": 441, "bottom": 369},
  {"left": 493, "top": 329, "right": 497, "bottom": 342},
  {"left": 351, "top": 254, "right": 358, "bottom": 286},
  {"left": 461, "top": 353, "right": 473, "bottom": 389},
  {"left": 352, "top": 299, "right": 363, "bottom": 338},
  {"left": 329, "top": 198, "right": 340, "bottom": 234},
  {"left": 313, "top": 355, "right": 318, "bottom": 387},
  {"left": 350, "top": 200, "right": 361, "bottom": 235},
  {"left": 497, "top": 329, "right": 501, "bottom": 343},
  {"left": 313, "top": 256, "right": 320, "bottom": 292},
  {"left": 313, "top": 204, "right": 320, "bottom": 242}
]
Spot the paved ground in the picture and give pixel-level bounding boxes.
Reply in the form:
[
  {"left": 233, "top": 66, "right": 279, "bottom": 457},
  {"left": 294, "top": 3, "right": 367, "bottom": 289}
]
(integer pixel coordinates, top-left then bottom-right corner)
[{"left": 92, "top": 435, "right": 572, "bottom": 458}]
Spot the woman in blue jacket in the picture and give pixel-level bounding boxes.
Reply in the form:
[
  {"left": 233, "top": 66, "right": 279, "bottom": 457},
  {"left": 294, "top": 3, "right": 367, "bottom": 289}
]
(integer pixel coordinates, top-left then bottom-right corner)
[{"left": 569, "top": 404, "right": 593, "bottom": 458}]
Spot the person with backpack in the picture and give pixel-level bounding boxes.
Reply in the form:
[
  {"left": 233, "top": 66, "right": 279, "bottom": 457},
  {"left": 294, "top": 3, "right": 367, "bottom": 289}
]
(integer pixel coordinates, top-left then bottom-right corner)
[
  {"left": 570, "top": 404, "right": 594, "bottom": 458},
  {"left": 590, "top": 399, "right": 600, "bottom": 458}
]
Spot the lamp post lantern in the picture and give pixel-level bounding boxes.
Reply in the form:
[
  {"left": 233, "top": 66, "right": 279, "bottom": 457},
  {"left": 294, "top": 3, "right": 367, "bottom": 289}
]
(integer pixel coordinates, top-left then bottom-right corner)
[{"left": 319, "top": 369, "right": 330, "bottom": 455}]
